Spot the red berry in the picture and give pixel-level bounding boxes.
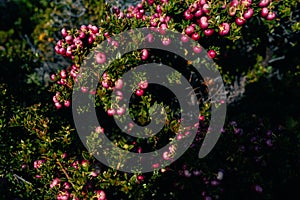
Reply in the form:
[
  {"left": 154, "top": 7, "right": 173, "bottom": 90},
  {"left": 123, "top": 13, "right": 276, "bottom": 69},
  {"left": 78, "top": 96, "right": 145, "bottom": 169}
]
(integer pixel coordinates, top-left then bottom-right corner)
[
  {"left": 61, "top": 28, "right": 68, "bottom": 37},
  {"left": 243, "top": 8, "right": 254, "bottom": 19},
  {"left": 230, "top": 0, "right": 239, "bottom": 7},
  {"left": 141, "top": 49, "right": 149, "bottom": 60},
  {"left": 64, "top": 100, "right": 70, "bottom": 107},
  {"left": 65, "top": 35, "right": 73, "bottom": 44},
  {"left": 135, "top": 89, "right": 144, "bottom": 96},
  {"left": 261, "top": 7, "right": 269, "bottom": 17},
  {"left": 204, "top": 29, "right": 214, "bottom": 36},
  {"left": 156, "top": 5, "right": 162, "bottom": 13},
  {"left": 207, "top": 50, "right": 216, "bottom": 59},
  {"left": 107, "top": 108, "right": 116, "bottom": 116},
  {"left": 53, "top": 95, "right": 59, "bottom": 103},
  {"left": 88, "top": 36, "right": 94, "bottom": 44},
  {"left": 185, "top": 26, "right": 195, "bottom": 35},
  {"left": 191, "top": 32, "right": 200, "bottom": 41},
  {"left": 181, "top": 34, "right": 189, "bottom": 43},
  {"left": 266, "top": 12, "right": 276, "bottom": 20},
  {"left": 202, "top": 4, "right": 210, "bottom": 14},
  {"left": 235, "top": 17, "right": 246, "bottom": 26},
  {"left": 258, "top": 0, "right": 270, "bottom": 7},
  {"left": 184, "top": 10, "right": 194, "bottom": 20},
  {"left": 148, "top": 0, "right": 155, "bottom": 5},
  {"left": 60, "top": 70, "right": 67, "bottom": 79},
  {"left": 90, "top": 25, "right": 98, "bottom": 34},
  {"left": 59, "top": 48, "right": 66, "bottom": 55},
  {"left": 194, "top": 9, "right": 203, "bottom": 18},
  {"left": 50, "top": 74, "right": 56, "bottom": 81},
  {"left": 199, "top": 16, "right": 209, "bottom": 29},
  {"left": 55, "top": 102, "right": 62, "bottom": 109},
  {"left": 193, "top": 46, "right": 202, "bottom": 54},
  {"left": 102, "top": 81, "right": 109, "bottom": 88},
  {"left": 137, "top": 175, "right": 144, "bottom": 181}
]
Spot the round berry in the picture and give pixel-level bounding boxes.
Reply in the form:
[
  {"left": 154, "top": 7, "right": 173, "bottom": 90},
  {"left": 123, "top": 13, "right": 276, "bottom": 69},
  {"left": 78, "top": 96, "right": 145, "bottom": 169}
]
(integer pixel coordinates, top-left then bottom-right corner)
[
  {"left": 141, "top": 49, "right": 149, "bottom": 60},
  {"left": 204, "top": 29, "right": 214, "bottom": 36},
  {"left": 107, "top": 108, "right": 116, "bottom": 116},
  {"left": 135, "top": 89, "right": 144, "bottom": 96},
  {"left": 185, "top": 26, "right": 195, "bottom": 35},
  {"left": 243, "top": 8, "right": 254, "bottom": 19},
  {"left": 138, "top": 80, "right": 148, "bottom": 89},
  {"left": 261, "top": 7, "right": 269, "bottom": 17},
  {"left": 235, "top": 17, "right": 246, "bottom": 26},
  {"left": 191, "top": 32, "right": 200, "bottom": 41},
  {"left": 207, "top": 50, "right": 216, "bottom": 59},
  {"left": 95, "top": 52, "right": 106, "bottom": 64},
  {"left": 258, "top": 0, "right": 270, "bottom": 7}
]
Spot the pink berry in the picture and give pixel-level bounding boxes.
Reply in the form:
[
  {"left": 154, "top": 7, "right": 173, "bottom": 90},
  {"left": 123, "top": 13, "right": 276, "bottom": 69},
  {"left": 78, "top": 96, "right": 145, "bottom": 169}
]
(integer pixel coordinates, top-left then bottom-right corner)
[
  {"left": 50, "top": 74, "right": 56, "bottom": 81},
  {"left": 199, "top": 16, "right": 209, "bottom": 29},
  {"left": 81, "top": 86, "right": 88, "bottom": 93},
  {"left": 207, "top": 50, "right": 216, "bottom": 59},
  {"left": 59, "top": 48, "right": 66, "bottom": 55},
  {"left": 193, "top": 46, "right": 202, "bottom": 54},
  {"left": 162, "top": 37, "right": 171, "bottom": 46},
  {"left": 156, "top": 5, "right": 162, "bottom": 13},
  {"left": 60, "top": 70, "right": 67, "bottom": 79},
  {"left": 117, "top": 107, "right": 125, "bottom": 115},
  {"left": 185, "top": 25, "right": 195, "bottom": 35},
  {"left": 194, "top": 9, "right": 203, "bottom": 18},
  {"left": 261, "top": 7, "right": 269, "bottom": 17},
  {"left": 146, "top": 33, "right": 154, "bottom": 43},
  {"left": 202, "top": 3, "right": 210, "bottom": 14},
  {"left": 258, "top": 0, "right": 270, "bottom": 7},
  {"left": 235, "top": 17, "right": 246, "bottom": 26},
  {"left": 191, "top": 32, "right": 200, "bottom": 41},
  {"left": 64, "top": 100, "right": 70, "bottom": 107},
  {"left": 137, "top": 175, "right": 144, "bottom": 181},
  {"left": 135, "top": 89, "right": 144, "bottom": 96},
  {"left": 141, "top": 49, "right": 149, "bottom": 60},
  {"left": 181, "top": 34, "right": 189, "bottom": 43},
  {"left": 219, "top": 22, "right": 230, "bottom": 36},
  {"left": 65, "top": 35, "right": 73, "bottom": 44},
  {"left": 114, "top": 79, "right": 124, "bottom": 90},
  {"left": 266, "top": 12, "right": 276, "bottom": 20},
  {"left": 61, "top": 28, "right": 68, "bottom": 37},
  {"left": 243, "top": 8, "right": 254, "bottom": 19},
  {"left": 230, "top": 0, "right": 239, "bottom": 7},
  {"left": 102, "top": 81, "right": 110, "bottom": 88},
  {"left": 204, "top": 29, "right": 214, "bottom": 36},
  {"left": 138, "top": 80, "right": 148, "bottom": 89},
  {"left": 55, "top": 102, "right": 62, "bottom": 109},
  {"left": 184, "top": 10, "right": 194, "bottom": 20},
  {"left": 90, "top": 25, "right": 98, "bottom": 34},
  {"left": 96, "top": 190, "right": 106, "bottom": 200},
  {"left": 95, "top": 52, "right": 106, "bottom": 64},
  {"left": 107, "top": 108, "right": 115, "bottom": 116}
]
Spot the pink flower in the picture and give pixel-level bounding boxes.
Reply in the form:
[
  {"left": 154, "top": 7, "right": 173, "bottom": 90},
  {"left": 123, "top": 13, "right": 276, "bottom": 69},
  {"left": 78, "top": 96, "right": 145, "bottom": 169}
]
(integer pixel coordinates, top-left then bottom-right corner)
[
  {"left": 50, "top": 178, "right": 61, "bottom": 188},
  {"left": 34, "top": 160, "right": 45, "bottom": 169},
  {"left": 95, "top": 190, "right": 106, "bottom": 200}
]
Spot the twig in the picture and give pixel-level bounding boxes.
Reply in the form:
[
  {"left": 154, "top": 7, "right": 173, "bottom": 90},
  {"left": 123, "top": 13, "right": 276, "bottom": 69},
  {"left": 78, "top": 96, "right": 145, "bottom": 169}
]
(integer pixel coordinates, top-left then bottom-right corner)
[{"left": 13, "top": 174, "right": 32, "bottom": 185}]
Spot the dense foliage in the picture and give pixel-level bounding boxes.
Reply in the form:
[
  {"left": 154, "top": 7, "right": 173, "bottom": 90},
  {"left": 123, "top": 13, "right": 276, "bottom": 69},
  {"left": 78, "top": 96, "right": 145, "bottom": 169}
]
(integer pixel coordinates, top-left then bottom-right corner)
[{"left": 0, "top": 0, "right": 299, "bottom": 199}]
